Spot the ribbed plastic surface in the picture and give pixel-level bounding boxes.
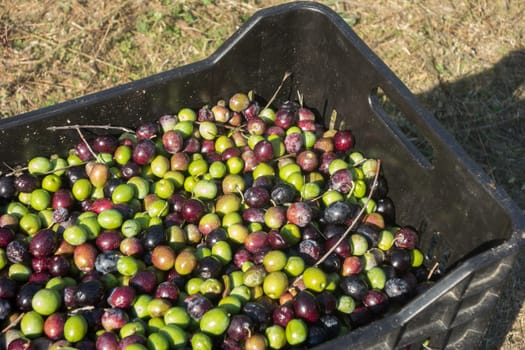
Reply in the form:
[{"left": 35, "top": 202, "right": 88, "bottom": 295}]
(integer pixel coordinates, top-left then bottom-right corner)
[{"left": 1, "top": 2, "right": 523, "bottom": 349}]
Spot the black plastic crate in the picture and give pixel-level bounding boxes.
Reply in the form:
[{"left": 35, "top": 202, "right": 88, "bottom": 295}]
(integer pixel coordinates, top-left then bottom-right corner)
[{"left": 1, "top": 2, "right": 524, "bottom": 349}]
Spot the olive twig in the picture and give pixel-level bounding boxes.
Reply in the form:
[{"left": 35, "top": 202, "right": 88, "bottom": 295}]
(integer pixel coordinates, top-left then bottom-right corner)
[
  {"left": 263, "top": 71, "right": 292, "bottom": 111},
  {"left": 236, "top": 185, "right": 245, "bottom": 204},
  {"left": 314, "top": 160, "right": 381, "bottom": 267},
  {"left": 194, "top": 120, "right": 239, "bottom": 131},
  {"left": 68, "top": 305, "right": 95, "bottom": 315},
  {"left": 221, "top": 275, "right": 232, "bottom": 298},
  {"left": 245, "top": 326, "right": 253, "bottom": 339},
  {"left": 47, "top": 124, "right": 135, "bottom": 133},
  {"left": 1, "top": 312, "right": 24, "bottom": 334},
  {"left": 3, "top": 161, "right": 86, "bottom": 178},
  {"left": 73, "top": 127, "right": 100, "bottom": 162},
  {"left": 47, "top": 162, "right": 88, "bottom": 174},
  {"left": 234, "top": 123, "right": 248, "bottom": 133},
  {"left": 306, "top": 194, "right": 324, "bottom": 203},
  {"left": 427, "top": 262, "right": 440, "bottom": 281},
  {"left": 273, "top": 153, "right": 296, "bottom": 162},
  {"left": 308, "top": 222, "right": 328, "bottom": 241},
  {"left": 324, "top": 109, "right": 346, "bottom": 137},
  {"left": 328, "top": 110, "right": 337, "bottom": 131},
  {"left": 2, "top": 163, "right": 28, "bottom": 177},
  {"left": 240, "top": 131, "right": 251, "bottom": 140},
  {"left": 290, "top": 159, "right": 381, "bottom": 289},
  {"left": 349, "top": 158, "right": 367, "bottom": 167},
  {"left": 345, "top": 181, "right": 356, "bottom": 199},
  {"left": 297, "top": 90, "right": 304, "bottom": 108},
  {"left": 157, "top": 201, "right": 170, "bottom": 218}
]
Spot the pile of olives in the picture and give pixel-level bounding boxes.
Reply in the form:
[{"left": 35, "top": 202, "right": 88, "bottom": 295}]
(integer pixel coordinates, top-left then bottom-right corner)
[{"left": 0, "top": 91, "right": 435, "bottom": 350}]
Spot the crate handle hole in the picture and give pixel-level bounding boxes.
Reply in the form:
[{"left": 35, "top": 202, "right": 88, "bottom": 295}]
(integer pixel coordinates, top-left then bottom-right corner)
[{"left": 370, "top": 87, "right": 434, "bottom": 166}]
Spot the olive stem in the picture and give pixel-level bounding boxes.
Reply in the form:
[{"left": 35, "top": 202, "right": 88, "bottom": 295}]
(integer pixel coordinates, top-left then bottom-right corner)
[
  {"left": 68, "top": 305, "right": 96, "bottom": 315},
  {"left": 1, "top": 312, "right": 24, "bottom": 333},
  {"left": 72, "top": 127, "right": 100, "bottom": 162},
  {"left": 326, "top": 109, "right": 345, "bottom": 133},
  {"left": 308, "top": 222, "right": 328, "bottom": 241},
  {"left": 222, "top": 275, "right": 231, "bottom": 298},
  {"left": 47, "top": 124, "right": 135, "bottom": 133},
  {"left": 306, "top": 194, "right": 323, "bottom": 203},
  {"left": 350, "top": 158, "right": 368, "bottom": 167},
  {"left": 297, "top": 90, "right": 304, "bottom": 108},
  {"left": 1, "top": 163, "right": 27, "bottom": 177},
  {"left": 314, "top": 160, "right": 381, "bottom": 267},
  {"left": 329, "top": 110, "right": 337, "bottom": 131},
  {"left": 3, "top": 161, "right": 86, "bottom": 178},
  {"left": 155, "top": 200, "right": 170, "bottom": 218},
  {"left": 194, "top": 120, "right": 239, "bottom": 131},
  {"left": 345, "top": 181, "right": 356, "bottom": 199},
  {"left": 236, "top": 185, "right": 245, "bottom": 204},
  {"left": 263, "top": 71, "right": 292, "bottom": 110},
  {"left": 291, "top": 159, "right": 382, "bottom": 288},
  {"left": 427, "top": 262, "right": 440, "bottom": 281},
  {"left": 273, "top": 153, "right": 296, "bottom": 162}
]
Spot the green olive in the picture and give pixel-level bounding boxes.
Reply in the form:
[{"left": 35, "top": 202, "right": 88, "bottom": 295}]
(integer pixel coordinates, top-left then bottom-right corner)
[
  {"left": 159, "top": 324, "right": 188, "bottom": 349},
  {"left": 147, "top": 332, "right": 171, "bottom": 350},
  {"left": 30, "top": 189, "right": 51, "bottom": 211},
  {"left": 133, "top": 294, "right": 153, "bottom": 319},
  {"left": 199, "top": 308, "right": 230, "bottom": 336},
  {"left": 32, "top": 288, "right": 61, "bottom": 316},
  {"left": 63, "top": 224, "right": 88, "bottom": 246},
  {"left": 41, "top": 174, "right": 62, "bottom": 192},
  {"left": 28, "top": 156, "right": 52, "bottom": 174},
  {"left": 63, "top": 315, "right": 88, "bottom": 343},
  {"left": 20, "top": 311, "right": 44, "bottom": 339},
  {"left": 190, "top": 332, "right": 213, "bottom": 350},
  {"left": 265, "top": 325, "right": 287, "bottom": 349},
  {"left": 72, "top": 178, "right": 93, "bottom": 201},
  {"left": 112, "top": 183, "right": 136, "bottom": 203},
  {"left": 303, "top": 266, "right": 327, "bottom": 292},
  {"left": 263, "top": 250, "right": 287, "bottom": 272},
  {"left": 285, "top": 319, "right": 307, "bottom": 346},
  {"left": 97, "top": 209, "right": 124, "bottom": 229},
  {"left": 263, "top": 271, "right": 288, "bottom": 300}
]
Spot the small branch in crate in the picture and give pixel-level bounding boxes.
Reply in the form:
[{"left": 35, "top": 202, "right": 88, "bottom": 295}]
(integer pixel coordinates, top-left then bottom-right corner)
[
  {"left": 274, "top": 153, "right": 296, "bottom": 162},
  {"left": 290, "top": 159, "right": 381, "bottom": 290},
  {"left": 194, "top": 120, "right": 241, "bottom": 131},
  {"left": 1, "top": 163, "right": 27, "bottom": 177},
  {"left": 329, "top": 109, "right": 337, "bottom": 131},
  {"left": 427, "top": 262, "right": 440, "bottom": 280},
  {"left": 324, "top": 109, "right": 345, "bottom": 137},
  {"left": 222, "top": 274, "right": 232, "bottom": 299},
  {"left": 68, "top": 305, "right": 95, "bottom": 315},
  {"left": 1, "top": 312, "right": 24, "bottom": 334},
  {"left": 47, "top": 124, "right": 135, "bottom": 133},
  {"left": 314, "top": 160, "right": 381, "bottom": 267},
  {"left": 3, "top": 162, "right": 86, "bottom": 177},
  {"left": 263, "top": 71, "right": 292, "bottom": 110},
  {"left": 73, "top": 127, "right": 99, "bottom": 161},
  {"left": 297, "top": 90, "right": 304, "bottom": 108},
  {"left": 48, "top": 124, "right": 135, "bottom": 163}
]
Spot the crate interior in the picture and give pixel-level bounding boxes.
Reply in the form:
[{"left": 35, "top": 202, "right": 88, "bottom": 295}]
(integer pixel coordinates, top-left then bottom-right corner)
[{"left": 0, "top": 2, "right": 513, "bottom": 279}]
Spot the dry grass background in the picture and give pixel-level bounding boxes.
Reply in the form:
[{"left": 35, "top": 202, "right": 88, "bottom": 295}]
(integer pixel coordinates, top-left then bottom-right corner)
[{"left": 1, "top": 0, "right": 524, "bottom": 348}]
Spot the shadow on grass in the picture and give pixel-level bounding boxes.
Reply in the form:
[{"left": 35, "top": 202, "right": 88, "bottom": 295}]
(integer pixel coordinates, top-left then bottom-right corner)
[
  {"left": 417, "top": 49, "right": 525, "bottom": 209},
  {"left": 415, "top": 49, "right": 525, "bottom": 349}
]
